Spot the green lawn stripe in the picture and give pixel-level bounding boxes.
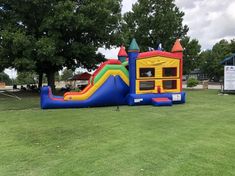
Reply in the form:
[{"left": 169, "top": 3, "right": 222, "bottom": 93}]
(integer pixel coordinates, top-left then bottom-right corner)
[{"left": 1, "top": 90, "right": 235, "bottom": 176}]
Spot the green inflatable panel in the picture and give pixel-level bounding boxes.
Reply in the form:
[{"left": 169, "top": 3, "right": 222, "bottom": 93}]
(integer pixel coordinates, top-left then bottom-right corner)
[{"left": 94, "top": 65, "right": 129, "bottom": 84}]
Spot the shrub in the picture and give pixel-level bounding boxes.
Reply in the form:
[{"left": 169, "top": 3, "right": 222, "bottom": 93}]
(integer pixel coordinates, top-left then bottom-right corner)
[
  {"left": 187, "top": 77, "right": 199, "bottom": 88},
  {"left": 70, "top": 88, "right": 81, "bottom": 92}
]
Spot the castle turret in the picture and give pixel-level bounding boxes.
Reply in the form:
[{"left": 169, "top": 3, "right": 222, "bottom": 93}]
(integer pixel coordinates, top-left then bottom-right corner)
[
  {"left": 171, "top": 39, "right": 183, "bottom": 91},
  {"left": 128, "top": 38, "right": 140, "bottom": 94},
  {"left": 118, "top": 45, "right": 128, "bottom": 63},
  {"left": 171, "top": 39, "right": 183, "bottom": 53}
]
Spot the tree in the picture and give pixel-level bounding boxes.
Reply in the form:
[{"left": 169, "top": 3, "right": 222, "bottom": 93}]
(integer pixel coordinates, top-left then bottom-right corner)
[
  {"left": 55, "top": 72, "right": 61, "bottom": 82},
  {"left": 0, "top": 0, "right": 122, "bottom": 92},
  {"left": 0, "top": 72, "right": 12, "bottom": 85},
  {"left": 61, "top": 68, "right": 74, "bottom": 81},
  {"left": 199, "top": 40, "right": 231, "bottom": 81},
  {"left": 121, "top": 0, "right": 189, "bottom": 51},
  {"left": 16, "top": 72, "right": 37, "bottom": 85},
  {"left": 181, "top": 36, "right": 201, "bottom": 75},
  {"left": 229, "top": 39, "right": 235, "bottom": 53}
]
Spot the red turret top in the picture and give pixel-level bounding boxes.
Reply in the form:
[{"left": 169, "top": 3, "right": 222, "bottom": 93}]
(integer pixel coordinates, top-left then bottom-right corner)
[
  {"left": 171, "top": 39, "right": 183, "bottom": 53},
  {"left": 118, "top": 45, "right": 128, "bottom": 57}
]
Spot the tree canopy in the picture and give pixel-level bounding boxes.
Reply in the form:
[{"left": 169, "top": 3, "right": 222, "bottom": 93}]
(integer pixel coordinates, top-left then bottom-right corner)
[
  {"left": 61, "top": 68, "right": 74, "bottom": 81},
  {"left": 181, "top": 36, "right": 201, "bottom": 75},
  {"left": 1, "top": 0, "right": 234, "bottom": 84},
  {"left": 121, "top": 0, "right": 189, "bottom": 51},
  {"left": 0, "top": 72, "right": 12, "bottom": 85},
  {"left": 199, "top": 40, "right": 232, "bottom": 81},
  {"left": 0, "top": 0, "right": 122, "bottom": 90},
  {"left": 15, "top": 72, "right": 37, "bottom": 85}
]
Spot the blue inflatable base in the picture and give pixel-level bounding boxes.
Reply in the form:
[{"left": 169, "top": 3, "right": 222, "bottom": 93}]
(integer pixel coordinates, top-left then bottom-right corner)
[
  {"left": 127, "top": 92, "right": 186, "bottom": 106},
  {"left": 40, "top": 75, "right": 129, "bottom": 109},
  {"left": 40, "top": 75, "right": 186, "bottom": 109}
]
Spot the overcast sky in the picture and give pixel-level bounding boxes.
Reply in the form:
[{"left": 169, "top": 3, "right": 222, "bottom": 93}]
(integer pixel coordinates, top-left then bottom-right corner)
[
  {"left": 175, "top": 0, "right": 235, "bottom": 49},
  {"left": 5, "top": 0, "right": 235, "bottom": 78}
]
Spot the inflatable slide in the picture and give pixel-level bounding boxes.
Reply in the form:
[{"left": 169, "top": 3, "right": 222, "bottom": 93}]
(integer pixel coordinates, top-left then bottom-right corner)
[{"left": 41, "top": 60, "right": 129, "bottom": 109}]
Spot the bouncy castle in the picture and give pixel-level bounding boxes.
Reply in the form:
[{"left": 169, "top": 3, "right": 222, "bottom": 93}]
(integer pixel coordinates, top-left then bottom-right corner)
[{"left": 41, "top": 39, "right": 185, "bottom": 109}]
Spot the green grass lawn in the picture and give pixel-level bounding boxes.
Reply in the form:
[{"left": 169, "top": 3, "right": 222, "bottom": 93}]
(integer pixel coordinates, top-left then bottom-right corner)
[{"left": 0, "top": 90, "right": 235, "bottom": 176}]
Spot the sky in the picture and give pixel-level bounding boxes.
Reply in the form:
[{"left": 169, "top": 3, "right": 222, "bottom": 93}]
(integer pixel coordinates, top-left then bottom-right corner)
[{"left": 4, "top": 0, "right": 235, "bottom": 78}]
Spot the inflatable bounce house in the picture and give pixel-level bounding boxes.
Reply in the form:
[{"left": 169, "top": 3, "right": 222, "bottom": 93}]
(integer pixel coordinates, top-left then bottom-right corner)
[{"left": 41, "top": 39, "right": 186, "bottom": 109}]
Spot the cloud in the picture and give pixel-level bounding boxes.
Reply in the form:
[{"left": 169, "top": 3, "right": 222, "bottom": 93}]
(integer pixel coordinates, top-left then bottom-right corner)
[
  {"left": 176, "top": 0, "right": 235, "bottom": 49},
  {"left": 176, "top": 0, "right": 203, "bottom": 9},
  {"left": 98, "top": 47, "right": 119, "bottom": 59},
  {"left": 4, "top": 69, "right": 17, "bottom": 79},
  {"left": 122, "top": 0, "right": 137, "bottom": 13}
]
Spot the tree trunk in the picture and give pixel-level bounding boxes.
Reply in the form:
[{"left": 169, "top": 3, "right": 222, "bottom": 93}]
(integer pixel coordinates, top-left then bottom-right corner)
[
  {"left": 38, "top": 72, "right": 43, "bottom": 89},
  {"left": 46, "top": 71, "right": 55, "bottom": 93}
]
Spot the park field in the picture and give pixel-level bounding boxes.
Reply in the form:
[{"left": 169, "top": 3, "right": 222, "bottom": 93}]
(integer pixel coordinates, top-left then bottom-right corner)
[{"left": 0, "top": 90, "right": 235, "bottom": 176}]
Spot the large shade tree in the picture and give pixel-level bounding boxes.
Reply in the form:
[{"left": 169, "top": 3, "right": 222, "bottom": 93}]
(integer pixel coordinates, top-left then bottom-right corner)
[
  {"left": 121, "top": 0, "right": 189, "bottom": 51},
  {"left": 0, "top": 0, "right": 122, "bottom": 91}
]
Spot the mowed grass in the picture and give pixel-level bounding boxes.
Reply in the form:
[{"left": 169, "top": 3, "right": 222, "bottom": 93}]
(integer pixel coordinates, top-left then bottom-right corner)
[{"left": 0, "top": 90, "right": 235, "bottom": 176}]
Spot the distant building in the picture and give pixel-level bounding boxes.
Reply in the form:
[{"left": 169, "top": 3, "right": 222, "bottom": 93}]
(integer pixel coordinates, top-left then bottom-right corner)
[
  {"left": 0, "top": 82, "right": 6, "bottom": 88},
  {"left": 187, "top": 69, "right": 208, "bottom": 81},
  {"left": 69, "top": 72, "right": 91, "bottom": 89},
  {"left": 221, "top": 53, "right": 235, "bottom": 66}
]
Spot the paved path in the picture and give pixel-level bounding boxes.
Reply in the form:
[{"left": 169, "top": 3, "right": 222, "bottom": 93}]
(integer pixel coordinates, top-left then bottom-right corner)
[{"left": 183, "top": 84, "right": 222, "bottom": 90}]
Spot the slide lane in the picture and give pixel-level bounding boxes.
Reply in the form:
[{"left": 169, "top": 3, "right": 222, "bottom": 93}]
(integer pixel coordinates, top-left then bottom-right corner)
[
  {"left": 64, "top": 59, "right": 122, "bottom": 96},
  {"left": 40, "top": 75, "right": 129, "bottom": 109},
  {"left": 64, "top": 68, "right": 129, "bottom": 101}
]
